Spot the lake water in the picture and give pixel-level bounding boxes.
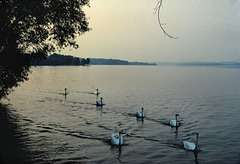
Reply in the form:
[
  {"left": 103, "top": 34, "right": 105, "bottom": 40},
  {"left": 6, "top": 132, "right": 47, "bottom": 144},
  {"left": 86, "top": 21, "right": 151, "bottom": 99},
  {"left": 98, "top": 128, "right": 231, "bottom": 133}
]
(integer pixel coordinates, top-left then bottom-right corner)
[{"left": 2, "top": 65, "right": 240, "bottom": 163}]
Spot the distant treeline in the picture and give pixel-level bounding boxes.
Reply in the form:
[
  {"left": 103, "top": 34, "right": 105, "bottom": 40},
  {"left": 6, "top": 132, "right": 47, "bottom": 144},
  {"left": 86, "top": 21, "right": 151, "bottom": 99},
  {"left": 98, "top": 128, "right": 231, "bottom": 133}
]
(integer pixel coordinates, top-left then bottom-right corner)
[
  {"left": 90, "top": 58, "right": 156, "bottom": 65},
  {"left": 31, "top": 53, "right": 157, "bottom": 66},
  {"left": 31, "top": 53, "right": 90, "bottom": 66}
]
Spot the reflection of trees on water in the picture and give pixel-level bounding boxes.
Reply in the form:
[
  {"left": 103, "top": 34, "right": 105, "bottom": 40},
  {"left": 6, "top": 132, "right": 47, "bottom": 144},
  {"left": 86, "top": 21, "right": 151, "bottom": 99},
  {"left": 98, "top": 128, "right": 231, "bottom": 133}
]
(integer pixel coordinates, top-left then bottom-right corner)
[{"left": 0, "top": 0, "right": 90, "bottom": 99}]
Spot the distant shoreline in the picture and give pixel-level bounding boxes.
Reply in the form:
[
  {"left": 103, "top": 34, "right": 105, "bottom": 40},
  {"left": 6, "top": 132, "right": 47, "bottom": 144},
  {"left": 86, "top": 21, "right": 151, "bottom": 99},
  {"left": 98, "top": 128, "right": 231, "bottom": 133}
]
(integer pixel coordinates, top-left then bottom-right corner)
[
  {"left": 31, "top": 53, "right": 157, "bottom": 66},
  {"left": 157, "top": 62, "right": 240, "bottom": 67},
  {"left": 31, "top": 54, "right": 240, "bottom": 67}
]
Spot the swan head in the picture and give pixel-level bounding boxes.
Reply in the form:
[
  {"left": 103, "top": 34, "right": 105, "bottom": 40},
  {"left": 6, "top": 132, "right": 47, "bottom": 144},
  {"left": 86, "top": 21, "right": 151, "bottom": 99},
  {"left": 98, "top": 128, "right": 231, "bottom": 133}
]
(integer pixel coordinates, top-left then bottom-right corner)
[
  {"left": 196, "top": 133, "right": 199, "bottom": 137},
  {"left": 142, "top": 107, "right": 144, "bottom": 111},
  {"left": 175, "top": 114, "right": 179, "bottom": 117}
]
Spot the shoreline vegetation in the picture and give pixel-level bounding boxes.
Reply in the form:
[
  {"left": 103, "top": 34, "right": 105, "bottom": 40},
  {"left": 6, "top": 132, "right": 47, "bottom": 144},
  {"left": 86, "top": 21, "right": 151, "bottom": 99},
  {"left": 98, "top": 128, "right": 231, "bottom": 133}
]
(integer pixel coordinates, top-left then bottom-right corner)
[
  {"left": 31, "top": 53, "right": 157, "bottom": 66},
  {"left": 31, "top": 54, "right": 240, "bottom": 67}
]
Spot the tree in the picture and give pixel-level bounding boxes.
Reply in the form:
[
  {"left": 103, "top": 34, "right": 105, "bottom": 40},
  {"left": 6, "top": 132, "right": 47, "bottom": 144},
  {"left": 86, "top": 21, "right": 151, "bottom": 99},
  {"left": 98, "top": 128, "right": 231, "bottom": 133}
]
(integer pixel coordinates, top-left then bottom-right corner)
[
  {"left": 73, "top": 57, "right": 81, "bottom": 65},
  {"left": 0, "top": 0, "right": 90, "bottom": 99},
  {"left": 86, "top": 58, "right": 90, "bottom": 65},
  {"left": 81, "top": 58, "right": 87, "bottom": 65}
]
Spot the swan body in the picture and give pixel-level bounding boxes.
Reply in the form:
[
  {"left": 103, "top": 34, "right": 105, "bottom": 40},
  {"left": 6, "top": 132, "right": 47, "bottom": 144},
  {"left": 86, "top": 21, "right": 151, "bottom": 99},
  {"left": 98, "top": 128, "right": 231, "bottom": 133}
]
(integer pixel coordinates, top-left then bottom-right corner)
[
  {"left": 96, "top": 100, "right": 103, "bottom": 106},
  {"left": 63, "top": 88, "right": 68, "bottom": 96},
  {"left": 183, "top": 133, "right": 199, "bottom": 151},
  {"left": 94, "top": 89, "right": 100, "bottom": 95},
  {"left": 183, "top": 141, "right": 196, "bottom": 150},
  {"left": 170, "top": 114, "right": 180, "bottom": 127},
  {"left": 111, "top": 132, "right": 123, "bottom": 145},
  {"left": 170, "top": 120, "right": 178, "bottom": 127},
  {"left": 96, "top": 97, "right": 103, "bottom": 106},
  {"left": 136, "top": 108, "right": 145, "bottom": 118}
]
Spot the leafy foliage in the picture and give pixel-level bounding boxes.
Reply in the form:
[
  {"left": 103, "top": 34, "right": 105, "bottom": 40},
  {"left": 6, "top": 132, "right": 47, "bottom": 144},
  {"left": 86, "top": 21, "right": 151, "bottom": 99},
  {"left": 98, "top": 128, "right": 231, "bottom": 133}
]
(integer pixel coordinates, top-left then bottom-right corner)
[
  {"left": 0, "top": 65, "right": 30, "bottom": 100},
  {"left": 0, "top": 0, "right": 90, "bottom": 99}
]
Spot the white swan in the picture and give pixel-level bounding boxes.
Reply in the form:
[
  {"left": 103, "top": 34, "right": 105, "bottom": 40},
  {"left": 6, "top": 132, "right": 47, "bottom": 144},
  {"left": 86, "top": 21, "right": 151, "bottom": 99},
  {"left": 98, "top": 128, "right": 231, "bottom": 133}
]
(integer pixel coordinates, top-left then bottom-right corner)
[
  {"left": 63, "top": 88, "right": 68, "bottom": 96},
  {"left": 111, "top": 131, "right": 123, "bottom": 146},
  {"left": 96, "top": 97, "right": 103, "bottom": 106},
  {"left": 183, "top": 133, "right": 199, "bottom": 151},
  {"left": 94, "top": 89, "right": 100, "bottom": 95},
  {"left": 136, "top": 107, "right": 145, "bottom": 118},
  {"left": 170, "top": 114, "right": 180, "bottom": 127}
]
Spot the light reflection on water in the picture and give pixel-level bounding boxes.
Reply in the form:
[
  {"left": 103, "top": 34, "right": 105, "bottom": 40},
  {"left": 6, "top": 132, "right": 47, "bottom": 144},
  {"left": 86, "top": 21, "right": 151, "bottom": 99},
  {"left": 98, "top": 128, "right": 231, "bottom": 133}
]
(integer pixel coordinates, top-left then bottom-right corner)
[{"left": 3, "top": 65, "right": 240, "bottom": 163}]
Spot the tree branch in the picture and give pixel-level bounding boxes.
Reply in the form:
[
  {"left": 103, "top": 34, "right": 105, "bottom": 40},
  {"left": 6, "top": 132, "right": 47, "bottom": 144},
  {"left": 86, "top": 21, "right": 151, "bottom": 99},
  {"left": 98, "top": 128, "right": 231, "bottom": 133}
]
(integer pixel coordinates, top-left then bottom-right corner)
[{"left": 155, "top": 0, "right": 178, "bottom": 39}]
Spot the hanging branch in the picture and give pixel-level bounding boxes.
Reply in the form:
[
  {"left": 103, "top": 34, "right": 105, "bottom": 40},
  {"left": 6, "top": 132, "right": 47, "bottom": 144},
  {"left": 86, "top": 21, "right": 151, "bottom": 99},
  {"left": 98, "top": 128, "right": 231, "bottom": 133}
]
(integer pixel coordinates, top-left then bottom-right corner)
[{"left": 154, "top": 0, "right": 178, "bottom": 39}]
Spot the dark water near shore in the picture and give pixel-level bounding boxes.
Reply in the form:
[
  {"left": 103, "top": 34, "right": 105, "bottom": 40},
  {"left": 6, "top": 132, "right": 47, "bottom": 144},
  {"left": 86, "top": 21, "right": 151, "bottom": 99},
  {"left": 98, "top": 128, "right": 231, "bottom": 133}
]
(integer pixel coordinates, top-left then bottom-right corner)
[{"left": 1, "top": 65, "right": 240, "bottom": 163}]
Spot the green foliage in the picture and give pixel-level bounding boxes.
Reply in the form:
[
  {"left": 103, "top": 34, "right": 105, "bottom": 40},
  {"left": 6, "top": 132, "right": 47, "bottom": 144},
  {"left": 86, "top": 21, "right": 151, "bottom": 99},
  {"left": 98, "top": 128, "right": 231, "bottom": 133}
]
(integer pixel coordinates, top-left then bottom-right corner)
[
  {"left": 0, "top": 65, "right": 30, "bottom": 100},
  {"left": 0, "top": 0, "right": 90, "bottom": 55},
  {"left": 0, "top": 0, "right": 90, "bottom": 99}
]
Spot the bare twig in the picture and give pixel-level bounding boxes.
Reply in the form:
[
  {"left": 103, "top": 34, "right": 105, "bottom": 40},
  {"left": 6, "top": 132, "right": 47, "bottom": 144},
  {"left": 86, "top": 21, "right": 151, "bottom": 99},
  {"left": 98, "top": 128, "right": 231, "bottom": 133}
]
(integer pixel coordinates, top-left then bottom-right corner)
[{"left": 155, "top": 0, "right": 178, "bottom": 39}]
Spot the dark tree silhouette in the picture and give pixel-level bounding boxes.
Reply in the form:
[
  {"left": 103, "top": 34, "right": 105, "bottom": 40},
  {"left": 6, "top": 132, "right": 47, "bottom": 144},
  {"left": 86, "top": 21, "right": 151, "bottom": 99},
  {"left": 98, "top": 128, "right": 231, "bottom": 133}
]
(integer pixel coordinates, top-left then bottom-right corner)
[
  {"left": 86, "top": 58, "right": 90, "bottom": 65},
  {"left": 0, "top": 0, "right": 90, "bottom": 99},
  {"left": 81, "top": 58, "right": 87, "bottom": 65},
  {"left": 31, "top": 53, "right": 83, "bottom": 66}
]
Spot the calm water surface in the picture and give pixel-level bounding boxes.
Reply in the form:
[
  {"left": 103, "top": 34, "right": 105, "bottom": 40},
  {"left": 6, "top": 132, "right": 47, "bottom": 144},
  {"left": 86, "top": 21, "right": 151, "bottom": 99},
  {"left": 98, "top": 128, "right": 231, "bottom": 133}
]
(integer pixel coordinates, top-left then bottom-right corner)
[{"left": 3, "top": 65, "right": 240, "bottom": 163}]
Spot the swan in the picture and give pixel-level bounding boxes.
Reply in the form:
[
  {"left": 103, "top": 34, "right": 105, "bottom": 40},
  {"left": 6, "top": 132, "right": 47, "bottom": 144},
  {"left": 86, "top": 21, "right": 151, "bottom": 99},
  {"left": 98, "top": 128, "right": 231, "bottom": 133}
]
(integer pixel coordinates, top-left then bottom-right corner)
[
  {"left": 183, "top": 133, "right": 199, "bottom": 151},
  {"left": 63, "top": 88, "right": 68, "bottom": 96},
  {"left": 94, "top": 89, "right": 100, "bottom": 95},
  {"left": 170, "top": 114, "right": 180, "bottom": 127},
  {"left": 136, "top": 107, "right": 145, "bottom": 118},
  {"left": 96, "top": 97, "right": 103, "bottom": 106},
  {"left": 111, "top": 131, "right": 123, "bottom": 146}
]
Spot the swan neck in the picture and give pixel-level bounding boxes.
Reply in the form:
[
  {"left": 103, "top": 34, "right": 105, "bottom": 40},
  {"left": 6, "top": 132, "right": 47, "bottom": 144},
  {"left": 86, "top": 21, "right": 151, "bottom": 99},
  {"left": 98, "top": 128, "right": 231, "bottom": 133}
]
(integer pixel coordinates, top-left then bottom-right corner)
[
  {"left": 119, "top": 132, "right": 121, "bottom": 146},
  {"left": 175, "top": 115, "right": 178, "bottom": 126},
  {"left": 195, "top": 134, "right": 199, "bottom": 150}
]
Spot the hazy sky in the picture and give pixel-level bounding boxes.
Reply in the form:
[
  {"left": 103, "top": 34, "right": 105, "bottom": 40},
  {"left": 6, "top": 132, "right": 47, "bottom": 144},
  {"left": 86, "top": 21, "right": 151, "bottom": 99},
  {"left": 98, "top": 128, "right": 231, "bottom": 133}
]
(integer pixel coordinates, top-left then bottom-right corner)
[{"left": 61, "top": 0, "right": 240, "bottom": 62}]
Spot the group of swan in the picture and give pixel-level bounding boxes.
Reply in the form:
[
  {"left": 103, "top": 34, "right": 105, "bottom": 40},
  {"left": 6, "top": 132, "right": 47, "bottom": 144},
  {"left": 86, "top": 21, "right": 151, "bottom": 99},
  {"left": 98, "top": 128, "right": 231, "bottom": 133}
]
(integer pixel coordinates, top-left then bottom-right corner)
[
  {"left": 62, "top": 88, "right": 103, "bottom": 107},
  {"left": 111, "top": 109, "right": 199, "bottom": 150},
  {"left": 94, "top": 89, "right": 123, "bottom": 146},
  {"left": 94, "top": 89, "right": 122, "bottom": 146},
  {"left": 64, "top": 88, "right": 199, "bottom": 150},
  {"left": 170, "top": 114, "right": 199, "bottom": 151},
  {"left": 139, "top": 110, "right": 199, "bottom": 151},
  {"left": 111, "top": 108, "right": 145, "bottom": 146},
  {"left": 94, "top": 89, "right": 104, "bottom": 107}
]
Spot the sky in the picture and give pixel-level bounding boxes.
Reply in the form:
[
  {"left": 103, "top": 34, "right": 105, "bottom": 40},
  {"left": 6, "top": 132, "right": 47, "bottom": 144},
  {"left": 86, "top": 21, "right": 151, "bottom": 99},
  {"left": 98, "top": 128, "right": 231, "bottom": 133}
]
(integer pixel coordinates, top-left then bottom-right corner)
[{"left": 61, "top": 0, "right": 240, "bottom": 63}]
